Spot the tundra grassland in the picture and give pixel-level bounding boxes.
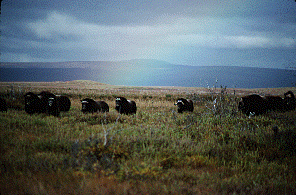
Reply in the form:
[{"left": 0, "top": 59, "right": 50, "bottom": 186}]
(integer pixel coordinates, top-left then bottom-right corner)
[{"left": 1, "top": 81, "right": 296, "bottom": 194}]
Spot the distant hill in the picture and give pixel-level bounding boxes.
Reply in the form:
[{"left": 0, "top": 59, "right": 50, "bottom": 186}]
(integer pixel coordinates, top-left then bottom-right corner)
[
  {"left": 0, "top": 59, "right": 174, "bottom": 69},
  {"left": 1, "top": 59, "right": 295, "bottom": 88}
]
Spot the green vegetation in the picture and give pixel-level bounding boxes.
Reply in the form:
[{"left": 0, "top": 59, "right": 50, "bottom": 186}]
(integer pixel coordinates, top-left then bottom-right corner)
[{"left": 1, "top": 81, "right": 296, "bottom": 194}]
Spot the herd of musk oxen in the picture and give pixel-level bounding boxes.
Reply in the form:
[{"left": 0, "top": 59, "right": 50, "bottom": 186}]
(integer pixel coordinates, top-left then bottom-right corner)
[
  {"left": 238, "top": 91, "right": 296, "bottom": 116},
  {"left": 0, "top": 90, "right": 295, "bottom": 116},
  {"left": 23, "top": 91, "right": 71, "bottom": 116}
]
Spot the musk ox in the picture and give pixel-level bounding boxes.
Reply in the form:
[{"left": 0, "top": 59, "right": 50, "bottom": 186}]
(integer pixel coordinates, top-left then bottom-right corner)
[
  {"left": 38, "top": 91, "right": 60, "bottom": 117},
  {"left": 115, "top": 97, "right": 137, "bottom": 114},
  {"left": 0, "top": 97, "right": 8, "bottom": 112},
  {"left": 24, "top": 92, "right": 42, "bottom": 114},
  {"left": 174, "top": 98, "right": 194, "bottom": 113},
  {"left": 56, "top": 95, "right": 71, "bottom": 111},
  {"left": 283, "top": 91, "right": 296, "bottom": 111},
  {"left": 81, "top": 98, "right": 109, "bottom": 113},
  {"left": 238, "top": 94, "right": 267, "bottom": 116}
]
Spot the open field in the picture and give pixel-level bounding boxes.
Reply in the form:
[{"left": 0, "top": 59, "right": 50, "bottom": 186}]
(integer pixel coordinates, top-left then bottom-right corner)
[{"left": 1, "top": 81, "right": 296, "bottom": 194}]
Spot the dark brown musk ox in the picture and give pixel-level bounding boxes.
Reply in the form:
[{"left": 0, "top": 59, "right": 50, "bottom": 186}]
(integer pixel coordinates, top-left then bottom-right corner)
[
  {"left": 264, "top": 95, "right": 285, "bottom": 112},
  {"left": 174, "top": 98, "right": 194, "bottom": 113},
  {"left": 115, "top": 97, "right": 137, "bottom": 114},
  {"left": 81, "top": 98, "right": 109, "bottom": 113},
  {"left": 38, "top": 91, "right": 60, "bottom": 117},
  {"left": 0, "top": 97, "right": 8, "bottom": 112},
  {"left": 56, "top": 95, "right": 71, "bottom": 111},
  {"left": 283, "top": 91, "right": 296, "bottom": 111},
  {"left": 24, "top": 92, "right": 42, "bottom": 114},
  {"left": 238, "top": 94, "right": 268, "bottom": 116}
]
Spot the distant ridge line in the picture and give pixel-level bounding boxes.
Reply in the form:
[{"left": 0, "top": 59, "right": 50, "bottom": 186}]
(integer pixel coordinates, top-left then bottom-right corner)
[{"left": 0, "top": 59, "right": 293, "bottom": 70}]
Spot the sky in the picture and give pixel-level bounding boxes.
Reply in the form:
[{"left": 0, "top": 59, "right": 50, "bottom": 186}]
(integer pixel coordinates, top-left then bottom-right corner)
[{"left": 1, "top": 0, "right": 296, "bottom": 69}]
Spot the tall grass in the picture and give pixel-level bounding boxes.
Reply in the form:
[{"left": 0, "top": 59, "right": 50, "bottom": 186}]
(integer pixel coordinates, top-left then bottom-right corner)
[{"left": 1, "top": 81, "right": 296, "bottom": 194}]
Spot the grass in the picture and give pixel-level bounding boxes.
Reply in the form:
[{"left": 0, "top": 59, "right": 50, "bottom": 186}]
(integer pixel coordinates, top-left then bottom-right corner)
[{"left": 1, "top": 81, "right": 296, "bottom": 194}]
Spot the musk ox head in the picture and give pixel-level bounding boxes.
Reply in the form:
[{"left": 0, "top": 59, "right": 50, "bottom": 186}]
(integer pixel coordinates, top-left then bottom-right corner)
[
  {"left": 0, "top": 97, "right": 8, "bottom": 112},
  {"left": 284, "top": 91, "right": 296, "bottom": 111},
  {"left": 238, "top": 94, "right": 267, "bottom": 116},
  {"left": 115, "top": 97, "right": 137, "bottom": 114},
  {"left": 38, "top": 91, "right": 60, "bottom": 116},
  {"left": 81, "top": 98, "right": 98, "bottom": 113},
  {"left": 174, "top": 98, "right": 194, "bottom": 113}
]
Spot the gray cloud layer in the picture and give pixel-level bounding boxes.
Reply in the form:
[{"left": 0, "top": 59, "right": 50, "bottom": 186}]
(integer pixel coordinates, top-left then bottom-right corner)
[{"left": 1, "top": 0, "right": 296, "bottom": 68}]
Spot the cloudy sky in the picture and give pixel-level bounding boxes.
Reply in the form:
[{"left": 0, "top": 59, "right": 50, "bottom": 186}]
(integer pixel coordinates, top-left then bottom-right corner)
[{"left": 1, "top": 0, "right": 296, "bottom": 69}]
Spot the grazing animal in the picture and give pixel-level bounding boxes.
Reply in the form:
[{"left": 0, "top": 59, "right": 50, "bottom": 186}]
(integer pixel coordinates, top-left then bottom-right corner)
[
  {"left": 174, "top": 98, "right": 194, "bottom": 113},
  {"left": 38, "top": 91, "right": 60, "bottom": 117},
  {"left": 24, "top": 92, "right": 42, "bottom": 114},
  {"left": 283, "top": 91, "right": 296, "bottom": 111},
  {"left": 264, "top": 96, "right": 285, "bottom": 112},
  {"left": 0, "top": 97, "right": 8, "bottom": 112},
  {"left": 238, "top": 94, "right": 267, "bottom": 116},
  {"left": 56, "top": 95, "right": 71, "bottom": 111},
  {"left": 81, "top": 98, "right": 109, "bottom": 113},
  {"left": 115, "top": 97, "right": 137, "bottom": 114}
]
